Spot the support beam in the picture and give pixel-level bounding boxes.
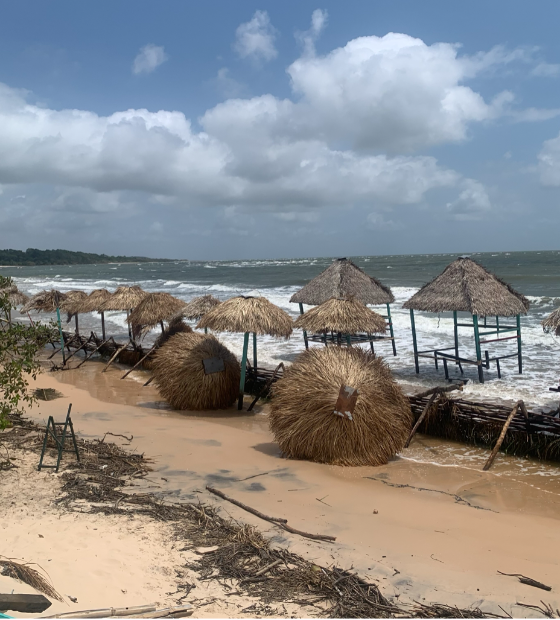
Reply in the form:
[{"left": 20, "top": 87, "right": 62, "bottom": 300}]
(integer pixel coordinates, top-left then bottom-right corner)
[
  {"left": 410, "top": 309, "right": 419, "bottom": 373},
  {"left": 55, "top": 306, "right": 66, "bottom": 365},
  {"left": 516, "top": 314, "right": 522, "bottom": 374},
  {"left": 473, "top": 314, "right": 484, "bottom": 383},
  {"left": 121, "top": 345, "right": 156, "bottom": 379},
  {"left": 299, "top": 303, "right": 309, "bottom": 349},
  {"left": 387, "top": 303, "right": 397, "bottom": 356},
  {"left": 238, "top": 332, "right": 250, "bottom": 410},
  {"left": 253, "top": 332, "right": 257, "bottom": 370},
  {"left": 101, "top": 311, "right": 106, "bottom": 341}
]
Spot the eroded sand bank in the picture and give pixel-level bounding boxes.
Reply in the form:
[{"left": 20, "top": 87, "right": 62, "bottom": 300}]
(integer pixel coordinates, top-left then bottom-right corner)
[{"left": 4, "top": 358, "right": 560, "bottom": 617}]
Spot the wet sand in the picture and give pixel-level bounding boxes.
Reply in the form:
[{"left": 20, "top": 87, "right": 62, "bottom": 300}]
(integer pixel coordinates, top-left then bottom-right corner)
[{"left": 11, "top": 359, "right": 560, "bottom": 616}]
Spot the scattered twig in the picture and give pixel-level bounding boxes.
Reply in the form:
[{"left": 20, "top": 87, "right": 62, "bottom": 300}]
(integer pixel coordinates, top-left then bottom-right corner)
[
  {"left": 316, "top": 495, "right": 332, "bottom": 507},
  {"left": 100, "top": 432, "right": 133, "bottom": 444},
  {"left": 515, "top": 601, "right": 558, "bottom": 618},
  {"left": 498, "top": 571, "right": 552, "bottom": 591},
  {"left": 233, "top": 471, "right": 272, "bottom": 482}
]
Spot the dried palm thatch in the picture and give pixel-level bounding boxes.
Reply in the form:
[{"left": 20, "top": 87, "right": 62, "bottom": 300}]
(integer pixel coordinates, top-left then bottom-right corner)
[
  {"left": 0, "top": 284, "right": 29, "bottom": 307},
  {"left": 152, "top": 332, "right": 240, "bottom": 410},
  {"left": 403, "top": 256, "right": 530, "bottom": 316},
  {"left": 20, "top": 290, "right": 66, "bottom": 313},
  {"left": 154, "top": 317, "right": 193, "bottom": 348},
  {"left": 76, "top": 288, "right": 112, "bottom": 313},
  {"left": 182, "top": 294, "right": 222, "bottom": 320},
  {"left": 98, "top": 285, "right": 148, "bottom": 312},
  {"left": 293, "top": 297, "right": 386, "bottom": 335},
  {"left": 290, "top": 258, "right": 394, "bottom": 306},
  {"left": 197, "top": 296, "right": 293, "bottom": 338},
  {"left": 270, "top": 347, "right": 412, "bottom": 466},
  {"left": 542, "top": 307, "right": 560, "bottom": 336},
  {"left": 127, "top": 292, "right": 187, "bottom": 334},
  {"left": 59, "top": 290, "right": 88, "bottom": 320},
  {"left": 0, "top": 558, "right": 64, "bottom": 601}
]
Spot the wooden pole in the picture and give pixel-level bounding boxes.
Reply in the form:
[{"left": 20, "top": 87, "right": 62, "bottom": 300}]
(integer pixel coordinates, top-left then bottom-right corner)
[
  {"left": 253, "top": 332, "right": 257, "bottom": 370},
  {"left": 483, "top": 401, "right": 521, "bottom": 471},
  {"left": 453, "top": 310, "right": 459, "bottom": 361},
  {"left": 55, "top": 305, "right": 66, "bottom": 365},
  {"left": 62, "top": 335, "right": 93, "bottom": 365},
  {"left": 75, "top": 313, "right": 79, "bottom": 335},
  {"left": 101, "top": 312, "right": 106, "bottom": 341},
  {"left": 238, "top": 332, "right": 250, "bottom": 410},
  {"left": 405, "top": 391, "right": 439, "bottom": 448},
  {"left": 102, "top": 342, "right": 130, "bottom": 372},
  {"left": 387, "top": 303, "right": 397, "bottom": 356},
  {"left": 473, "top": 314, "right": 484, "bottom": 383},
  {"left": 127, "top": 310, "right": 132, "bottom": 339},
  {"left": 121, "top": 345, "right": 156, "bottom": 379},
  {"left": 299, "top": 303, "right": 309, "bottom": 350},
  {"left": 410, "top": 309, "right": 419, "bottom": 373},
  {"left": 76, "top": 337, "right": 112, "bottom": 368},
  {"left": 517, "top": 314, "right": 522, "bottom": 374}
]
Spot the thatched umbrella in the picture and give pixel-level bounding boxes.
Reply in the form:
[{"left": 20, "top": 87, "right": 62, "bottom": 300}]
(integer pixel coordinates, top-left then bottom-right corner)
[
  {"left": 403, "top": 256, "right": 530, "bottom": 382},
  {"left": 0, "top": 284, "right": 29, "bottom": 325},
  {"left": 542, "top": 307, "right": 560, "bottom": 336},
  {"left": 290, "top": 258, "right": 396, "bottom": 353},
  {"left": 20, "top": 290, "right": 68, "bottom": 360},
  {"left": 127, "top": 292, "right": 187, "bottom": 340},
  {"left": 60, "top": 290, "right": 88, "bottom": 334},
  {"left": 197, "top": 296, "right": 293, "bottom": 410},
  {"left": 293, "top": 297, "right": 386, "bottom": 346},
  {"left": 70, "top": 289, "right": 112, "bottom": 340},
  {"left": 152, "top": 331, "right": 240, "bottom": 410},
  {"left": 270, "top": 346, "right": 412, "bottom": 466},
  {"left": 183, "top": 295, "right": 222, "bottom": 332},
  {"left": 98, "top": 285, "right": 148, "bottom": 339}
]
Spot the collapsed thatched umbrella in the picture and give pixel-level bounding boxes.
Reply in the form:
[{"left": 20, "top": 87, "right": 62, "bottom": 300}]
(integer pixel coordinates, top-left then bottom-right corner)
[
  {"left": 70, "top": 289, "right": 112, "bottom": 340},
  {"left": 542, "top": 307, "right": 560, "bottom": 336},
  {"left": 197, "top": 296, "right": 293, "bottom": 410},
  {"left": 98, "top": 285, "right": 148, "bottom": 339},
  {"left": 293, "top": 297, "right": 386, "bottom": 346},
  {"left": 270, "top": 346, "right": 412, "bottom": 466},
  {"left": 0, "top": 284, "right": 28, "bottom": 325},
  {"left": 20, "top": 290, "right": 68, "bottom": 360},
  {"left": 127, "top": 292, "right": 187, "bottom": 340},
  {"left": 403, "top": 256, "right": 530, "bottom": 382},
  {"left": 152, "top": 331, "right": 240, "bottom": 410},
  {"left": 60, "top": 290, "right": 88, "bottom": 334},
  {"left": 182, "top": 295, "right": 222, "bottom": 332}
]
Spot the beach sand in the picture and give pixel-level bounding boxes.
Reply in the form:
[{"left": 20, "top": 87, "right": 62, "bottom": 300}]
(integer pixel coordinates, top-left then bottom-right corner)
[{"left": 2, "top": 358, "right": 560, "bottom": 617}]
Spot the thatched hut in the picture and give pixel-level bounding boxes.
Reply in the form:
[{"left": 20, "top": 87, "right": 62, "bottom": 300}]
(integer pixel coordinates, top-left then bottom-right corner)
[
  {"left": 197, "top": 296, "right": 293, "bottom": 410},
  {"left": 290, "top": 258, "right": 396, "bottom": 355},
  {"left": 293, "top": 297, "right": 386, "bottom": 347},
  {"left": 70, "top": 289, "right": 112, "bottom": 340},
  {"left": 60, "top": 290, "right": 88, "bottom": 333},
  {"left": 269, "top": 346, "right": 412, "bottom": 466},
  {"left": 403, "top": 256, "right": 530, "bottom": 383},
  {"left": 182, "top": 295, "right": 222, "bottom": 333},
  {"left": 0, "top": 284, "right": 29, "bottom": 324},
  {"left": 20, "top": 290, "right": 67, "bottom": 357},
  {"left": 98, "top": 285, "right": 148, "bottom": 339},
  {"left": 151, "top": 331, "right": 240, "bottom": 410},
  {"left": 127, "top": 292, "right": 187, "bottom": 340},
  {"left": 542, "top": 307, "right": 560, "bottom": 336}
]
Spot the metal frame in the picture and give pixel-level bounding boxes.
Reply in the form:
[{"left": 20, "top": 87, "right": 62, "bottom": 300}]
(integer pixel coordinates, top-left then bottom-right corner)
[
  {"left": 409, "top": 309, "right": 523, "bottom": 384},
  {"left": 38, "top": 404, "right": 80, "bottom": 473}
]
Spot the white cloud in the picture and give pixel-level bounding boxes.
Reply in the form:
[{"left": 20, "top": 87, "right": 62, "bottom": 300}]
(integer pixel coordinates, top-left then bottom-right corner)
[
  {"left": 533, "top": 62, "right": 560, "bottom": 77},
  {"left": 234, "top": 11, "right": 277, "bottom": 63},
  {"left": 446, "top": 179, "right": 491, "bottom": 220},
  {"left": 215, "top": 68, "right": 245, "bottom": 98},
  {"left": 510, "top": 107, "right": 560, "bottom": 122},
  {"left": 132, "top": 44, "right": 168, "bottom": 75},
  {"left": 538, "top": 132, "right": 560, "bottom": 185},
  {"left": 296, "top": 9, "right": 328, "bottom": 56}
]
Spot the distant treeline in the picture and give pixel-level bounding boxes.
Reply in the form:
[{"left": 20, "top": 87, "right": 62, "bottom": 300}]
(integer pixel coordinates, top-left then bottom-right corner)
[{"left": 0, "top": 248, "right": 172, "bottom": 266}]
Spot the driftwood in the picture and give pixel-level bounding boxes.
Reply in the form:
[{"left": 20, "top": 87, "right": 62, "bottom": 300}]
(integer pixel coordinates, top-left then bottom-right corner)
[
  {"left": 44, "top": 603, "right": 193, "bottom": 618},
  {"left": 0, "top": 593, "right": 51, "bottom": 613},
  {"left": 102, "top": 342, "right": 130, "bottom": 373},
  {"left": 483, "top": 401, "right": 523, "bottom": 471},
  {"left": 121, "top": 345, "right": 156, "bottom": 379},
  {"left": 497, "top": 570, "right": 552, "bottom": 591},
  {"left": 206, "top": 485, "right": 336, "bottom": 542}
]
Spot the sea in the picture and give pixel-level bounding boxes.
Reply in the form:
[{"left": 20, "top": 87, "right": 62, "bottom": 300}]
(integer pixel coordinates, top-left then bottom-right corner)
[{"left": 4, "top": 250, "right": 560, "bottom": 410}]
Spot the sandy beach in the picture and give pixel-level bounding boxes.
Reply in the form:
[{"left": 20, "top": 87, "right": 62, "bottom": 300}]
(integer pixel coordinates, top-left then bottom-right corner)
[{"left": 1, "top": 355, "right": 559, "bottom": 618}]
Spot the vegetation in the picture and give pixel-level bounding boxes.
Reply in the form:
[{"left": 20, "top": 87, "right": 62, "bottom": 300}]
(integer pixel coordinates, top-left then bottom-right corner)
[
  {"left": 0, "top": 248, "right": 173, "bottom": 266},
  {"left": 0, "top": 276, "right": 55, "bottom": 429}
]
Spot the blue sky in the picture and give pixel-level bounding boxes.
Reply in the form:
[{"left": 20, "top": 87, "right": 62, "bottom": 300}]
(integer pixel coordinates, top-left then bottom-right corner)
[{"left": 2, "top": 1, "right": 560, "bottom": 259}]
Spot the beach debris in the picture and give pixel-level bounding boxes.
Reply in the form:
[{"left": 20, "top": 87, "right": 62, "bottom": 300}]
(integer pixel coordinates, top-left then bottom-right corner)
[
  {"left": 515, "top": 601, "right": 559, "bottom": 618},
  {"left": 195, "top": 546, "right": 219, "bottom": 555},
  {"left": 68, "top": 596, "right": 78, "bottom": 603},
  {"left": 206, "top": 485, "right": 336, "bottom": 542},
  {"left": 483, "top": 401, "right": 527, "bottom": 471},
  {"left": 270, "top": 346, "right": 412, "bottom": 466},
  {"left": 0, "top": 558, "right": 63, "bottom": 602},
  {"left": 38, "top": 404, "right": 80, "bottom": 474},
  {"left": 42, "top": 603, "right": 194, "bottom": 618},
  {"left": 0, "top": 593, "right": 52, "bottom": 614},
  {"left": 33, "top": 388, "right": 64, "bottom": 401},
  {"left": 498, "top": 571, "right": 552, "bottom": 591}
]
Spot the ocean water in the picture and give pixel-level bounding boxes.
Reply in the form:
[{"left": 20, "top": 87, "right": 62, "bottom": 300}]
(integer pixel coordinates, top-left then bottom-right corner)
[{"left": 4, "top": 250, "right": 560, "bottom": 409}]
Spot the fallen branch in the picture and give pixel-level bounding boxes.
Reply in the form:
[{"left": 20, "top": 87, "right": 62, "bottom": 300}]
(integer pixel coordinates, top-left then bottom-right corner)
[
  {"left": 405, "top": 391, "right": 439, "bottom": 448},
  {"left": 412, "top": 384, "right": 463, "bottom": 400},
  {"left": 498, "top": 571, "right": 552, "bottom": 591},
  {"left": 483, "top": 402, "right": 523, "bottom": 471}
]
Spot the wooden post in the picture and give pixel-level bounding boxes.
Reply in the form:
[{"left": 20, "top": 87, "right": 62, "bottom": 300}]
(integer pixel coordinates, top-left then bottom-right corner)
[
  {"left": 75, "top": 313, "right": 79, "bottom": 335},
  {"left": 410, "top": 309, "right": 419, "bottom": 373},
  {"left": 55, "top": 305, "right": 66, "bottom": 365},
  {"left": 238, "top": 332, "right": 250, "bottom": 410},
  {"left": 483, "top": 401, "right": 521, "bottom": 471},
  {"left": 387, "top": 303, "right": 397, "bottom": 356},
  {"left": 253, "top": 332, "right": 257, "bottom": 370},
  {"left": 405, "top": 391, "right": 439, "bottom": 448},
  {"left": 453, "top": 310, "right": 459, "bottom": 362},
  {"left": 516, "top": 314, "right": 522, "bottom": 374},
  {"left": 127, "top": 309, "right": 132, "bottom": 339},
  {"left": 299, "top": 303, "right": 309, "bottom": 349},
  {"left": 473, "top": 314, "right": 484, "bottom": 383},
  {"left": 160, "top": 320, "right": 165, "bottom": 333},
  {"left": 102, "top": 342, "right": 130, "bottom": 372},
  {"left": 121, "top": 345, "right": 156, "bottom": 379},
  {"left": 101, "top": 311, "right": 106, "bottom": 340}
]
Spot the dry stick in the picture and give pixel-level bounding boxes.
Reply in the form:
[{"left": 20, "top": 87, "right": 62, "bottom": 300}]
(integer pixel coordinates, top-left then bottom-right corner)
[
  {"left": 413, "top": 383, "right": 463, "bottom": 400},
  {"left": 206, "top": 485, "right": 336, "bottom": 542},
  {"left": 483, "top": 401, "right": 523, "bottom": 471},
  {"left": 102, "top": 341, "right": 130, "bottom": 373},
  {"left": 497, "top": 571, "right": 552, "bottom": 592},
  {"left": 121, "top": 345, "right": 156, "bottom": 379},
  {"left": 239, "top": 559, "right": 283, "bottom": 583},
  {"left": 143, "top": 375, "right": 154, "bottom": 387},
  {"left": 76, "top": 338, "right": 112, "bottom": 368},
  {"left": 404, "top": 391, "right": 440, "bottom": 448},
  {"left": 247, "top": 362, "right": 285, "bottom": 412},
  {"left": 62, "top": 335, "right": 93, "bottom": 365}
]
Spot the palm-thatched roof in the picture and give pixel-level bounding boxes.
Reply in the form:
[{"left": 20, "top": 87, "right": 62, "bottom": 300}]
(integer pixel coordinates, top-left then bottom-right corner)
[
  {"left": 60, "top": 290, "right": 89, "bottom": 321},
  {"left": 21, "top": 290, "right": 67, "bottom": 313},
  {"left": 98, "top": 286, "right": 148, "bottom": 312},
  {"left": 127, "top": 292, "right": 187, "bottom": 331},
  {"left": 294, "top": 297, "right": 386, "bottom": 335},
  {"left": 182, "top": 295, "right": 222, "bottom": 320},
  {"left": 269, "top": 346, "right": 412, "bottom": 466},
  {"left": 73, "top": 289, "right": 113, "bottom": 314},
  {"left": 290, "top": 258, "right": 394, "bottom": 306},
  {"left": 197, "top": 296, "right": 293, "bottom": 338},
  {"left": 542, "top": 307, "right": 560, "bottom": 336},
  {"left": 0, "top": 284, "right": 29, "bottom": 307},
  {"left": 403, "top": 257, "right": 530, "bottom": 317}
]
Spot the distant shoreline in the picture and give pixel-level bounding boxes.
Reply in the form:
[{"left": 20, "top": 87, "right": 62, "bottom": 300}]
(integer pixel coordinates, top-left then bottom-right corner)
[{"left": 0, "top": 248, "right": 182, "bottom": 267}]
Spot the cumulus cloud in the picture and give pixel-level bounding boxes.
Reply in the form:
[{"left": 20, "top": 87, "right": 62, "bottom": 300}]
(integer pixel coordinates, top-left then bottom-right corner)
[
  {"left": 446, "top": 179, "right": 491, "bottom": 220},
  {"left": 132, "top": 44, "right": 168, "bottom": 75},
  {"left": 532, "top": 62, "right": 560, "bottom": 77},
  {"left": 296, "top": 9, "right": 328, "bottom": 56},
  {"left": 234, "top": 11, "right": 277, "bottom": 63},
  {"left": 538, "top": 131, "right": 560, "bottom": 185}
]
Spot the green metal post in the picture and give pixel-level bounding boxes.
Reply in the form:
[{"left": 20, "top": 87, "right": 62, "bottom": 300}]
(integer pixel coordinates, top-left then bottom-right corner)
[
  {"left": 238, "top": 332, "right": 250, "bottom": 410},
  {"left": 473, "top": 314, "right": 484, "bottom": 383},
  {"left": 516, "top": 314, "right": 522, "bottom": 374},
  {"left": 410, "top": 309, "right": 419, "bottom": 374},
  {"left": 56, "top": 306, "right": 66, "bottom": 365},
  {"left": 496, "top": 315, "right": 499, "bottom": 333},
  {"left": 453, "top": 311, "right": 459, "bottom": 362},
  {"left": 204, "top": 327, "right": 208, "bottom": 334},
  {"left": 387, "top": 303, "right": 397, "bottom": 356},
  {"left": 346, "top": 334, "right": 352, "bottom": 347},
  {"left": 253, "top": 332, "right": 257, "bottom": 369},
  {"left": 101, "top": 312, "right": 106, "bottom": 340},
  {"left": 75, "top": 313, "right": 79, "bottom": 335},
  {"left": 299, "top": 303, "right": 309, "bottom": 349}
]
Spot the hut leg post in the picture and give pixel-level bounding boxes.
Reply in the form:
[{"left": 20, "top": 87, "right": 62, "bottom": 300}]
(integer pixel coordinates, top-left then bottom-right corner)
[
  {"left": 370, "top": 339, "right": 375, "bottom": 354},
  {"left": 238, "top": 332, "right": 250, "bottom": 411},
  {"left": 516, "top": 314, "right": 522, "bottom": 374},
  {"left": 253, "top": 332, "right": 257, "bottom": 370},
  {"left": 101, "top": 312, "right": 106, "bottom": 341},
  {"left": 387, "top": 303, "right": 397, "bottom": 356},
  {"left": 160, "top": 320, "right": 165, "bottom": 333},
  {"left": 434, "top": 352, "right": 438, "bottom": 370},
  {"left": 55, "top": 306, "right": 66, "bottom": 366},
  {"left": 453, "top": 311, "right": 459, "bottom": 365},
  {"left": 204, "top": 327, "right": 208, "bottom": 334},
  {"left": 346, "top": 334, "right": 352, "bottom": 347},
  {"left": 410, "top": 309, "right": 419, "bottom": 374},
  {"left": 127, "top": 310, "right": 132, "bottom": 339},
  {"left": 443, "top": 358, "right": 449, "bottom": 380},
  {"left": 75, "top": 313, "right": 79, "bottom": 335},
  {"left": 473, "top": 314, "right": 484, "bottom": 384},
  {"left": 299, "top": 303, "right": 309, "bottom": 350}
]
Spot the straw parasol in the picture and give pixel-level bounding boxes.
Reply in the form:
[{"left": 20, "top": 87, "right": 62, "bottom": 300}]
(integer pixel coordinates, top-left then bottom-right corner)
[
  {"left": 152, "top": 332, "right": 240, "bottom": 410},
  {"left": 293, "top": 297, "right": 386, "bottom": 341},
  {"left": 71, "top": 289, "right": 113, "bottom": 340},
  {"left": 403, "top": 257, "right": 529, "bottom": 316},
  {"left": 21, "top": 290, "right": 67, "bottom": 314},
  {"left": 98, "top": 286, "right": 148, "bottom": 312},
  {"left": 0, "top": 284, "right": 29, "bottom": 325},
  {"left": 269, "top": 346, "right": 412, "bottom": 466},
  {"left": 290, "top": 258, "right": 394, "bottom": 306},
  {"left": 60, "top": 290, "right": 88, "bottom": 333},
  {"left": 127, "top": 292, "right": 187, "bottom": 340},
  {"left": 197, "top": 296, "right": 293, "bottom": 410},
  {"left": 542, "top": 307, "right": 560, "bottom": 336},
  {"left": 183, "top": 295, "right": 222, "bottom": 321}
]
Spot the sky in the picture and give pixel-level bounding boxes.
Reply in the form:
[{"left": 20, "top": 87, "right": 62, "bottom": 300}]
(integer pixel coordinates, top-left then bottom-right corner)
[{"left": 2, "top": 1, "right": 560, "bottom": 260}]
